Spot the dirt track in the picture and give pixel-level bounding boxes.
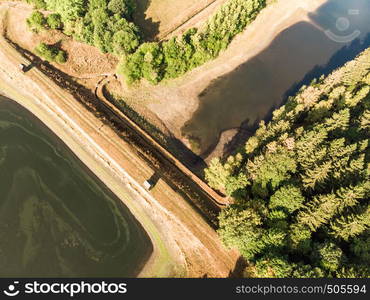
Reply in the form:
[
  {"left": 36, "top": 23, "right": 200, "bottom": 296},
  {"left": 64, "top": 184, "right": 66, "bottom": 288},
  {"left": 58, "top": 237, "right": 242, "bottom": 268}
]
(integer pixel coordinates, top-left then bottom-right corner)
[{"left": 134, "top": 0, "right": 227, "bottom": 41}]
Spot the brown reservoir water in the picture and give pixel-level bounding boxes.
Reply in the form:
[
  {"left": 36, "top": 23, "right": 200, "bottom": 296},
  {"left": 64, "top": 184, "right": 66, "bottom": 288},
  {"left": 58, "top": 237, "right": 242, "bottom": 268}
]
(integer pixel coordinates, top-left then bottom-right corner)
[
  {"left": 182, "top": 0, "right": 370, "bottom": 156},
  {"left": 0, "top": 97, "right": 152, "bottom": 277}
]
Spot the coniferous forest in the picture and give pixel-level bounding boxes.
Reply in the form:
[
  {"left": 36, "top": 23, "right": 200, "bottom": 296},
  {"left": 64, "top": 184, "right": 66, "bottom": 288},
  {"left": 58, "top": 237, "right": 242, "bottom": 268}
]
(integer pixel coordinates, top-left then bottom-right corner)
[{"left": 205, "top": 48, "right": 370, "bottom": 278}]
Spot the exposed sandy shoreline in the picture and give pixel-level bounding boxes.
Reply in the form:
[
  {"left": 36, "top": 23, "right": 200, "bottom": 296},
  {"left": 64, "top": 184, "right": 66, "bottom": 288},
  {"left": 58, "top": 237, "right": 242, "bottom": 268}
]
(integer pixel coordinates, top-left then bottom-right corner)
[{"left": 0, "top": 3, "right": 239, "bottom": 277}]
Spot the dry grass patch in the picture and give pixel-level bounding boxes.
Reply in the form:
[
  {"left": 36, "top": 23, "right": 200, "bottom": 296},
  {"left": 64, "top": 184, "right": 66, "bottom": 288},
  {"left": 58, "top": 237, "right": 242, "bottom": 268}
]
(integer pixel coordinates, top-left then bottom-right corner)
[
  {"left": 5, "top": 7, "right": 117, "bottom": 79},
  {"left": 133, "top": 0, "right": 219, "bottom": 40}
]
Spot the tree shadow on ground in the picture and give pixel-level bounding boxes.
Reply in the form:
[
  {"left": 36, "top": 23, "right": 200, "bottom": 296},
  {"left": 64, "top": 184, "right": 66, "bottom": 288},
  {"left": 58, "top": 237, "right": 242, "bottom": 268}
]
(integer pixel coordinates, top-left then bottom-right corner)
[
  {"left": 228, "top": 256, "right": 247, "bottom": 278},
  {"left": 133, "top": 0, "right": 160, "bottom": 41}
]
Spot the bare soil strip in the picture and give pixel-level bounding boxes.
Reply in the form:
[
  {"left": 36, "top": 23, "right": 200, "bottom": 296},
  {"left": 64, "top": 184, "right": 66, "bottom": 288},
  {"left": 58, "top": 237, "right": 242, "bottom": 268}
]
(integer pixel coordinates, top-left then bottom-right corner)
[
  {"left": 134, "top": 0, "right": 225, "bottom": 40},
  {"left": 158, "top": 0, "right": 228, "bottom": 41}
]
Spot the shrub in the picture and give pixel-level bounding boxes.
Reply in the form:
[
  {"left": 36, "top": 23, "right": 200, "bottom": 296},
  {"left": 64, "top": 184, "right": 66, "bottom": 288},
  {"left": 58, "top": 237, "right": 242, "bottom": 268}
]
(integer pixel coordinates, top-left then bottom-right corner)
[
  {"left": 26, "top": 11, "right": 46, "bottom": 32},
  {"left": 35, "top": 42, "right": 68, "bottom": 63},
  {"left": 55, "top": 50, "right": 67, "bottom": 63},
  {"left": 47, "top": 13, "right": 63, "bottom": 29},
  {"left": 108, "top": 0, "right": 136, "bottom": 18},
  {"left": 26, "top": 0, "right": 47, "bottom": 9}
]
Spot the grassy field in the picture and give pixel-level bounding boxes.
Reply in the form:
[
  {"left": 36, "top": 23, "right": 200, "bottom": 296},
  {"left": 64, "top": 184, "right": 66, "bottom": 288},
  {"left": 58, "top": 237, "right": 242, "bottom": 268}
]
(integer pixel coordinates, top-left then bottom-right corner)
[{"left": 133, "top": 0, "right": 217, "bottom": 40}]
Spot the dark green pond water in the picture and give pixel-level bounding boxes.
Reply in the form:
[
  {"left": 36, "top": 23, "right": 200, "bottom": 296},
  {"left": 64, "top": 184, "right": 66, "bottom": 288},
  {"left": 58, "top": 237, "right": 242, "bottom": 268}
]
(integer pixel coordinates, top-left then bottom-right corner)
[
  {"left": 0, "top": 97, "right": 152, "bottom": 277},
  {"left": 182, "top": 0, "right": 370, "bottom": 155}
]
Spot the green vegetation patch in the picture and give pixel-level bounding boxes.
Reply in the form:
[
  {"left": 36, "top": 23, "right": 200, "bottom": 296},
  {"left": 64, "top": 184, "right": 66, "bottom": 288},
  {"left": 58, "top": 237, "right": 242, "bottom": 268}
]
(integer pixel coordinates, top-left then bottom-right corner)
[
  {"left": 206, "top": 48, "right": 370, "bottom": 278},
  {"left": 47, "top": 13, "right": 63, "bottom": 29},
  {"left": 26, "top": 10, "right": 47, "bottom": 32},
  {"left": 25, "top": 0, "right": 140, "bottom": 55},
  {"left": 35, "top": 42, "right": 68, "bottom": 63},
  {"left": 26, "top": 10, "right": 63, "bottom": 32},
  {"left": 24, "top": 0, "right": 268, "bottom": 84}
]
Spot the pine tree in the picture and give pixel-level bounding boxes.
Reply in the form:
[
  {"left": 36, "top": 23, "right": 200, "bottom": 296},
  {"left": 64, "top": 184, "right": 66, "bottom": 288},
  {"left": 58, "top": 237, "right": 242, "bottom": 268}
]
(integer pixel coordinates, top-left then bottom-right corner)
[
  {"left": 315, "top": 242, "right": 344, "bottom": 272},
  {"left": 289, "top": 224, "right": 312, "bottom": 253},
  {"left": 297, "top": 193, "right": 338, "bottom": 231},
  {"left": 205, "top": 155, "right": 244, "bottom": 192},
  {"left": 330, "top": 206, "right": 370, "bottom": 241},
  {"left": 360, "top": 110, "right": 370, "bottom": 131},
  {"left": 351, "top": 233, "right": 370, "bottom": 264},
  {"left": 269, "top": 185, "right": 304, "bottom": 213},
  {"left": 324, "top": 109, "right": 350, "bottom": 132},
  {"left": 252, "top": 255, "right": 294, "bottom": 278},
  {"left": 302, "top": 161, "right": 332, "bottom": 189}
]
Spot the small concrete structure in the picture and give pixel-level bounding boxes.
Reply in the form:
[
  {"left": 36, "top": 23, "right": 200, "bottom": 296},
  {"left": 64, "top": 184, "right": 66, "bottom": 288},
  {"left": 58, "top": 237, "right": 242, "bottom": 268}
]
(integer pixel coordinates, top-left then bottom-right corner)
[
  {"left": 19, "top": 64, "right": 26, "bottom": 72},
  {"left": 143, "top": 180, "right": 153, "bottom": 191}
]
